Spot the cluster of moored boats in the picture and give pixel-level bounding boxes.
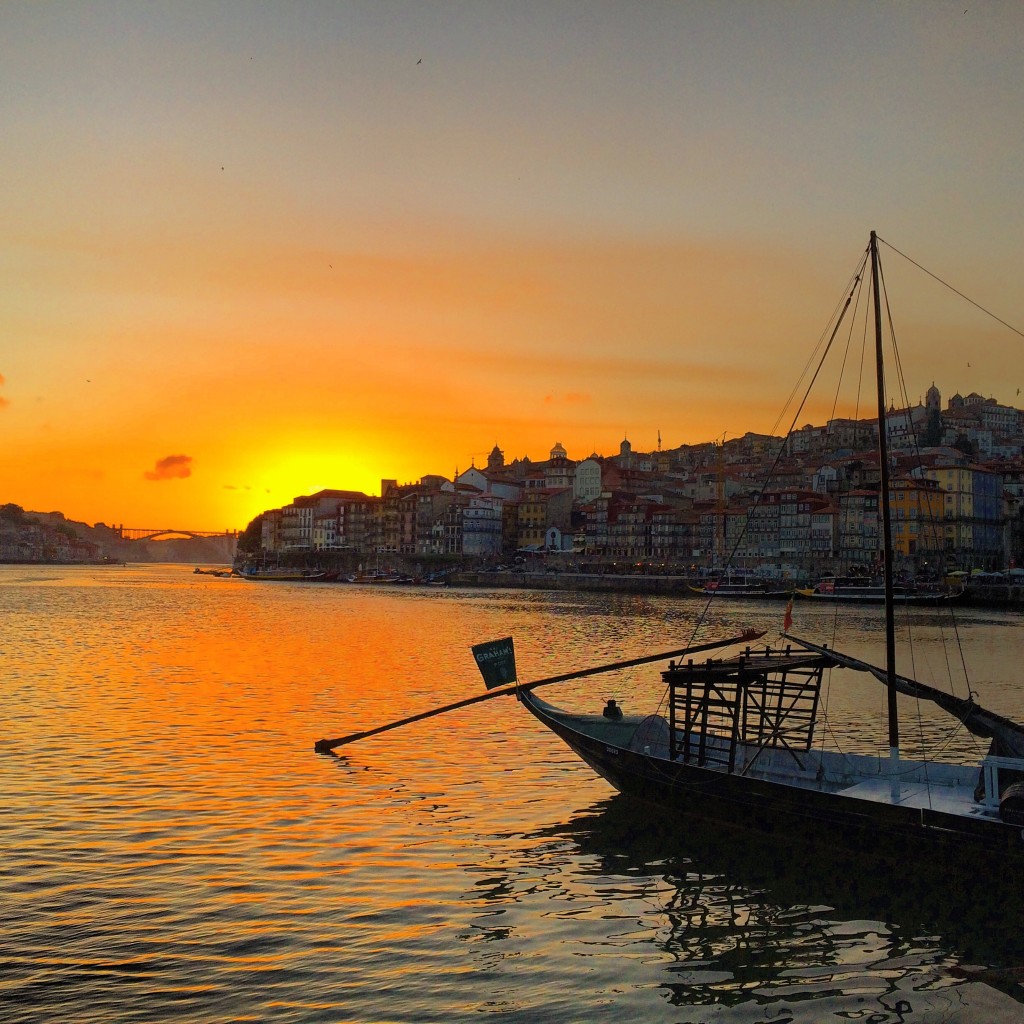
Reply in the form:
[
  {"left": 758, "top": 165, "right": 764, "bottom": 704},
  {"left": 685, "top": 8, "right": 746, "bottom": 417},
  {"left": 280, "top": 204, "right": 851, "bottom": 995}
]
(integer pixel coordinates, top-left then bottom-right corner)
[
  {"left": 207, "top": 566, "right": 448, "bottom": 585},
  {"left": 208, "top": 564, "right": 968, "bottom": 601},
  {"left": 688, "top": 573, "right": 964, "bottom": 603}
]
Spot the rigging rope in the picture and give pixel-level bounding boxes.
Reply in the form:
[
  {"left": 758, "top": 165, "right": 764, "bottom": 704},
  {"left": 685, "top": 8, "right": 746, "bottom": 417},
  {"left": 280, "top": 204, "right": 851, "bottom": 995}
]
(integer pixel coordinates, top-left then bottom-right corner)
[
  {"left": 685, "top": 248, "right": 872, "bottom": 649},
  {"left": 878, "top": 235, "right": 1024, "bottom": 339}
]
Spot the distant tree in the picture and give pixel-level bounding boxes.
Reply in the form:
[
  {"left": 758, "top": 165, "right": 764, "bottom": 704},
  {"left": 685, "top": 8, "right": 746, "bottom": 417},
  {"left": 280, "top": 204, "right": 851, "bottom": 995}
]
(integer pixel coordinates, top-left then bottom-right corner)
[
  {"left": 55, "top": 523, "right": 78, "bottom": 540},
  {"left": 237, "top": 514, "right": 265, "bottom": 554},
  {"left": 952, "top": 432, "right": 976, "bottom": 458},
  {"left": 1011, "top": 507, "right": 1024, "bottom": 568},
  {"left": 922, "top": 409, "right": 943, "bottom": 447},
  {"left": 0, "top": 503, "right": 28, "bottom": 526}
]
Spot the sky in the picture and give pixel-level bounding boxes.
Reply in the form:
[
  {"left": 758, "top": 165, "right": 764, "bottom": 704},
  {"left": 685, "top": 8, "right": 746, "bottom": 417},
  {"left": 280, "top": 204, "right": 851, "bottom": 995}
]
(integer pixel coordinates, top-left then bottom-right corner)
[{"left": 3, "top": 1, "right": 1023, "bottom": 532}]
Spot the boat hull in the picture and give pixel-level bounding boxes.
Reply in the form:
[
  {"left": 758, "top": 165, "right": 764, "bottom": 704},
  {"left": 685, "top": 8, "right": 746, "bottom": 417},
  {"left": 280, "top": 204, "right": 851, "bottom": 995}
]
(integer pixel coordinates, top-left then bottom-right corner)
[
  {"left": 238, "top": 570, "right": 330, "bottom": 581},
  {"left": 521, "top": 691, "right": 1024, "bottom": 865},
  {"left": 795, "top": 582, "right": 964, "bottom": 603},
  {"left": 689, "top": 586, "right": 793, "bottom": 599}
]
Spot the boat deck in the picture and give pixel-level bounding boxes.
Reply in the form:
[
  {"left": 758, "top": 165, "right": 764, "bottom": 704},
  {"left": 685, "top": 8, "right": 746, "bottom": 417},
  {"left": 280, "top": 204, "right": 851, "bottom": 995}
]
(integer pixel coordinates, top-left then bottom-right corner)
[{"left": 836, "top": 778, "right": 986, "bottom": 815}]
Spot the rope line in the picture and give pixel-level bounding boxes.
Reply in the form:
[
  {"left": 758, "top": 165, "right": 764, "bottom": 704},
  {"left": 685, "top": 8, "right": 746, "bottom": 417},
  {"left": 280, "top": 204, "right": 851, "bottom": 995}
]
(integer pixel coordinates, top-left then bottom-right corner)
[{"left": 878, "top": 235, "right": 1024, "bottom": 338}]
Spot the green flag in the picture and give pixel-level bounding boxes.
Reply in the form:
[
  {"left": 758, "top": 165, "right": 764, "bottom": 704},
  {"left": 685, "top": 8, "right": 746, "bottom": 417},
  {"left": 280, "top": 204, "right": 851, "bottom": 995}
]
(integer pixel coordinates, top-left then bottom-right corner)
[{"left": 471, "top": 637, "right": 517, "bottom": 689}]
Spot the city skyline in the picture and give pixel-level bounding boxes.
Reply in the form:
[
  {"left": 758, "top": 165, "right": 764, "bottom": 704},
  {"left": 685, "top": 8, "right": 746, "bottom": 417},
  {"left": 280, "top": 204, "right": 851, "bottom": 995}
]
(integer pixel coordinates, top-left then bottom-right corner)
[
  {"left": 15, "top": 373, "right": 1016, "bottom": 535},
  {"left": 4, "top": 4, "right": 1024, "bottom": 531}
]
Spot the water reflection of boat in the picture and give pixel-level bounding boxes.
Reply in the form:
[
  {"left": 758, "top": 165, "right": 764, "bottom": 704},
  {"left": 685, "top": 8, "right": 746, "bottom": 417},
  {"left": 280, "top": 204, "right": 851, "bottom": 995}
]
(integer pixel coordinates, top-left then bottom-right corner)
[
  {"left": 512, "top": 233, "right": 1024, "bottom": 869},
  {"left": 546, "top": 796, "right": 1024, "bottom": 1007}
]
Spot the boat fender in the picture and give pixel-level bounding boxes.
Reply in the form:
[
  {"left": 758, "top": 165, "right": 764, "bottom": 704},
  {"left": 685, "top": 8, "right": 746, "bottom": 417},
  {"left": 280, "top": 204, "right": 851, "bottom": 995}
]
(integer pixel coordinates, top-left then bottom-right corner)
[
  {"left": 602, "top": 699, "right": 623, "bottom": 720},
  {"left": 998, "top": 781, "right": 1024, "bottom": 826}
]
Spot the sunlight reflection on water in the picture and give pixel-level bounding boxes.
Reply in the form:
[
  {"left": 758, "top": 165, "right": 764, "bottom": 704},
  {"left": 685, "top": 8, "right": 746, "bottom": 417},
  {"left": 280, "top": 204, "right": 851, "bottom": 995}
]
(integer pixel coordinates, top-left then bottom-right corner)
[{"left": 1, "top": 564, "right": 1023, "bottom": 1022}]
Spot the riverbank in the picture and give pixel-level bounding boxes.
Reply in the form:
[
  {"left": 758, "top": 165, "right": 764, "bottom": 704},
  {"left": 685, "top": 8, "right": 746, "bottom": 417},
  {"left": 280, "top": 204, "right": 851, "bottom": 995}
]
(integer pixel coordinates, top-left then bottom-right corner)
[
  {"left": 0, "top": 557, "right": 126, "bottom": 566},
  {"left": 451, "top": 570, "right": 705, "bottom": 595},
  {"left": 450, "top": 570, "right": 1024, "bottom": 608}
]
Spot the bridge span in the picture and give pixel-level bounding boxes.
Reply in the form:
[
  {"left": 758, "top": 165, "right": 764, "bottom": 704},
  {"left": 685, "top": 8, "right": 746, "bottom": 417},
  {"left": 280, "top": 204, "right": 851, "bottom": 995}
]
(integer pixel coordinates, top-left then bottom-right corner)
[
  {"left": 116, "top": 527, "right": 239, "bottom": 563},
  {"left": 118, "top": 528, "right": 239, "bottom": 542}
]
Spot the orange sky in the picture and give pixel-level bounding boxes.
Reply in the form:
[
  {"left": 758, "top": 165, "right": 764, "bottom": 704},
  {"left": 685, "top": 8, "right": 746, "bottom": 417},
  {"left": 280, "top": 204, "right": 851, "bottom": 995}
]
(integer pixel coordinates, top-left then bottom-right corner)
[{"left": 3, "top": 3, "right": 1023, "bottom": 531}]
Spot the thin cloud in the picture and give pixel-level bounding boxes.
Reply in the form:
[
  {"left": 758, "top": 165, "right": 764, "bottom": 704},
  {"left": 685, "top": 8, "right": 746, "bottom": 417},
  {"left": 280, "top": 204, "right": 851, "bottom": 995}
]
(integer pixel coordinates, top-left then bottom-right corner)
[
  {"left": 144, "top": 454, "right": 193, "bottom": 481},
  {"left": 544, "top": 392, "right": 592, "bottom": 407}
]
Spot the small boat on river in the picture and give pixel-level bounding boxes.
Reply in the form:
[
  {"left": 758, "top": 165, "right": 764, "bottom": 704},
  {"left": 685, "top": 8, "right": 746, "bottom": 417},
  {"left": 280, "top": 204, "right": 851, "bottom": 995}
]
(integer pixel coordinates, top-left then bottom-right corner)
[
  {"left": 350, "top": 571, "right": 410, "bottom": 584},
  {"left": 689, "top": 574, "right": 792, "bottom": 599},
  {"left": 238, "top": 568, "right": 330, "bottom": 581},
  {"left": 795, "top": 575, "right": 961, "bottom": 603}
]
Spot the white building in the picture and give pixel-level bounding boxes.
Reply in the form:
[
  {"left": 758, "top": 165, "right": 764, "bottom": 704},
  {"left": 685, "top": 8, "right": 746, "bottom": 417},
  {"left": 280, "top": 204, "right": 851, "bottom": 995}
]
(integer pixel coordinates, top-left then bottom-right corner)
[
  {"left": 462, "top": 495, "right": 504, "bottom": 556},
  {"left": 573, "top": 458, "right": 603, "bottom": 502}
]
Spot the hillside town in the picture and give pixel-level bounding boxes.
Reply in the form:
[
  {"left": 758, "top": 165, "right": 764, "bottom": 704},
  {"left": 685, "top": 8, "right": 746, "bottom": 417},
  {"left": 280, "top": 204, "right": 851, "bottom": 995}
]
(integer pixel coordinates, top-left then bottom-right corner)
[
  {"left": 250, "top": 385, "right": 1024, "bottom": 579},
  {"left": 0, "top": 506, "right": 235, "bottom": 565},
  {"left": 0, "top": 505, "right": 125, "bottom": 563}
]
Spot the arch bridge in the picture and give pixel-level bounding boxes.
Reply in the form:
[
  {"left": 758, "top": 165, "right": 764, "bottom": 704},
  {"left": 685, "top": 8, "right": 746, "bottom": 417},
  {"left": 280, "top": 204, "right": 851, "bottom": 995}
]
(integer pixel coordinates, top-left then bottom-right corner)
[
  {"left": 119, "top": 528, "right": 239, "bottom": 542},
  {"left": 117, "top": 527, "right": 239, "bottom": 563}
]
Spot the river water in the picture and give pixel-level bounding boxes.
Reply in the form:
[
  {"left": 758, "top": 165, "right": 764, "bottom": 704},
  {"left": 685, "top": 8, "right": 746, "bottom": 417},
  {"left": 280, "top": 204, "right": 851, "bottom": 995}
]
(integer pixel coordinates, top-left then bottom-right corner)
[{"left": 3, "top": 563, "right": 1024, "bottom": 1022}]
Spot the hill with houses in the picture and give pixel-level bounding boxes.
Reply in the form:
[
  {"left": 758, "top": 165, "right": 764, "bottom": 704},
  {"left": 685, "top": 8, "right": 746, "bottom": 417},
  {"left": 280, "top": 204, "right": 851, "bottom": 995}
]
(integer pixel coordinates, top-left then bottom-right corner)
[{"left": 247, "top": 386, "right": 1024, "bottom": 578}]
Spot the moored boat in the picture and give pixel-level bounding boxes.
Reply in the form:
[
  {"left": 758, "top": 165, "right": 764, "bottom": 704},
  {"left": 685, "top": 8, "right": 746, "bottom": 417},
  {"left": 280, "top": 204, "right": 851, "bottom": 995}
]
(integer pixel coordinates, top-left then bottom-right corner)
[
  {"left": 795, "top": 575, "right": 962, "bottom": 603},
  {"left": 516, "top": 639, "right": 1024, "bottom": 861},
  {"left": 689, "top": 575, "right": 793, "bottom": 599},
  {"left": 351, "top": 571, "right": 408, "bottom": 584},
  {"left": 238, "top": 568, "right": 330, "bottom": 581}
]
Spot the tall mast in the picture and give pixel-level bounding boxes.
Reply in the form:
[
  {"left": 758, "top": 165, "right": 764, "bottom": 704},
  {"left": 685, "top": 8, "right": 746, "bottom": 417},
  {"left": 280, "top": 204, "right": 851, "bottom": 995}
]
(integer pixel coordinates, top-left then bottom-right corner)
[{"left": 870, "top": 230, "right": 900, "bottom": 762}]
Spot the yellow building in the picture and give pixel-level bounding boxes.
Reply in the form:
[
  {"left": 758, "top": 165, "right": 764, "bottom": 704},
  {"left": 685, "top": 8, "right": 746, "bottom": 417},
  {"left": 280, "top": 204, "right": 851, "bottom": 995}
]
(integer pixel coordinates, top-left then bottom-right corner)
[{"left": 890, "top": 477, "right": 944, "bottom": 559}]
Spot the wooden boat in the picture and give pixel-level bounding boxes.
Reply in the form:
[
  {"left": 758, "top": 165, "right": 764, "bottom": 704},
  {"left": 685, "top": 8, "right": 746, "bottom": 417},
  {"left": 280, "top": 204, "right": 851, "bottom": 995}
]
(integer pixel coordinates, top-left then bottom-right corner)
[
  {"left": 506, "top": 233, "right": 1024, "bottom": 864},
  {"left": 688, "top": 576, "right": 792, "bottom": 599},
  {"left": 238, "top": 568, "right": 329, "bottom": 581},
  {"left": 795, "top": 575, "right": 961, "bottom": 603},
  {"left": 518, "top": 648, "right": 1024, "bottom": 861},
  {"left": 351, "top": 571, "right": 407, "bottom": 584}
]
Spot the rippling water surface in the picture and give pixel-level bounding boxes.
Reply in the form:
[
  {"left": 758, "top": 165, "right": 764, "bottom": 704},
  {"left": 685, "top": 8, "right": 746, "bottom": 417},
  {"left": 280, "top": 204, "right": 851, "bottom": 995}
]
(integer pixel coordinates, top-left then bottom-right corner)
[{"left": 3, "top": 564, "right": 1024, "bottom": 1022}]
